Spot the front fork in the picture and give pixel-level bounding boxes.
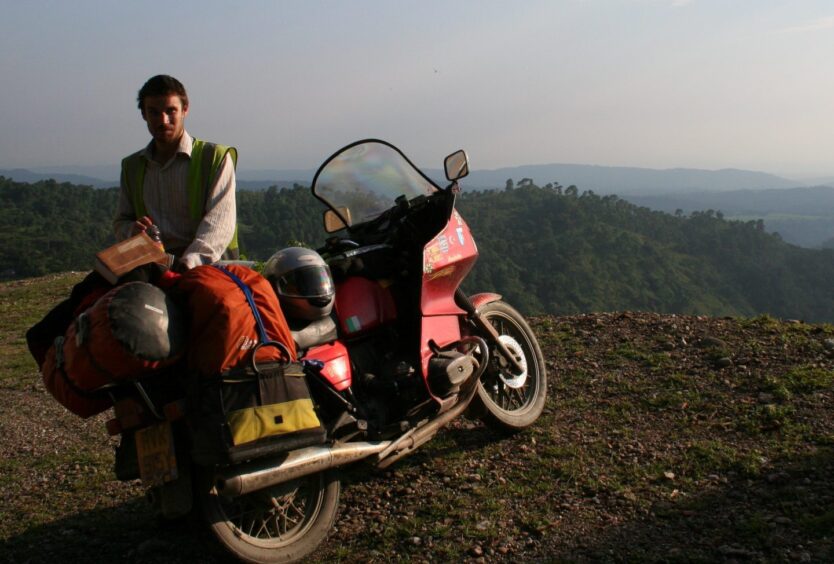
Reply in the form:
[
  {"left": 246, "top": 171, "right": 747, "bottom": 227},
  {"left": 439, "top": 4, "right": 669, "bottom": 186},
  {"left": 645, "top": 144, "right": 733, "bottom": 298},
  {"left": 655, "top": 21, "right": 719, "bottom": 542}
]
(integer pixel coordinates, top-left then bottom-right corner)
[{"left": 454, "top": 288, "right": 525, "bottom": 376}]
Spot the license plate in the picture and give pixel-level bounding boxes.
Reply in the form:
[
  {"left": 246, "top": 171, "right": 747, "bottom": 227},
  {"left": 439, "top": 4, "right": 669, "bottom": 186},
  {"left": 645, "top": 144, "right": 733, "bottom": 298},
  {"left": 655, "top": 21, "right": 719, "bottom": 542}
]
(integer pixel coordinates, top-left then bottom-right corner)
[{"left": 135, "top": 422, "right": 178, "bottom": 486}]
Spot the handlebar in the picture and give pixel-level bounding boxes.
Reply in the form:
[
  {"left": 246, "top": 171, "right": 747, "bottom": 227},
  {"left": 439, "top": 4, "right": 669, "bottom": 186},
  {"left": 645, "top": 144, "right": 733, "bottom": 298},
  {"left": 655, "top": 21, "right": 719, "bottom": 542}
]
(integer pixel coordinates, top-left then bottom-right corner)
[{"left": 327, "top": 243, "right": 393, "bottom": 263}]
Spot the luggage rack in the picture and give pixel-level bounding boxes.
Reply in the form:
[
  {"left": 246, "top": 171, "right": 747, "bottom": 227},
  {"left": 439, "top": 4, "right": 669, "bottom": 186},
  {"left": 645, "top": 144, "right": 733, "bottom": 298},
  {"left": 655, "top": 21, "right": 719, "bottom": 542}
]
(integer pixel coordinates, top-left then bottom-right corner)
[{"left": 103, "top": 376, "right": 186, "bottom": 436}]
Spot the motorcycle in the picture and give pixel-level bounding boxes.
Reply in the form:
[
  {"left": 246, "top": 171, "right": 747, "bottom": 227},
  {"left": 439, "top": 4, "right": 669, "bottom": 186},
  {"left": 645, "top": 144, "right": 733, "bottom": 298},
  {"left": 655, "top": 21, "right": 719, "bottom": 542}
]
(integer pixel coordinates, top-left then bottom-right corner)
[{"left": 109, "top": 139, "right": 547, "bottom": 563}]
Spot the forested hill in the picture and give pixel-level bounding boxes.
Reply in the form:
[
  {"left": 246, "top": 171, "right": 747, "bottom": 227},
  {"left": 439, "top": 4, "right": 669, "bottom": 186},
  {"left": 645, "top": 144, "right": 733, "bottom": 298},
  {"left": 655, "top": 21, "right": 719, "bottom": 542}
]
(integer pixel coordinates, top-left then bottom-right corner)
[
  {"left": 3, "top": 176, "right": 834, "bottom": 322},
  {"left": 458, "top": 186, "right": 834, "bottom": 321}
]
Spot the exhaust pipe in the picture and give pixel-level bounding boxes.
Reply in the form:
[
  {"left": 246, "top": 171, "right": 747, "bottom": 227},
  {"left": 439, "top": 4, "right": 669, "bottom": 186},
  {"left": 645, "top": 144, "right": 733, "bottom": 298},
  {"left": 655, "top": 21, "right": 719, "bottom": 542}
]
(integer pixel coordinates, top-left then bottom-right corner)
[
  {"left": 376, "top": 384, "right": 473, "bottom": 469},
  {"left": 377, "top": 336, "right": 489, "bottom": 469},
  {"left": 217, "top": 335, "right": 490, "bottom": 495},
  {"left": 217, "top": 391, "right": 476, "bottom": 496},
  {"left": 216, "top": 441, "right": 391, "bottom": 497}
]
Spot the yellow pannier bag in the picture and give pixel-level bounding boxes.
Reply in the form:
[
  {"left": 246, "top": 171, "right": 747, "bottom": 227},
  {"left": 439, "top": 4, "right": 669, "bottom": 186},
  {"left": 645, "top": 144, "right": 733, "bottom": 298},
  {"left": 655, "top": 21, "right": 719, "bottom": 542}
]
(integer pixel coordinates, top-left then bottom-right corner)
[
  {"left": 227, "top": 398, "right": 321, "bottom": 446},
  {"left": 190, "top": 361, "right": 326, "bottom": 465}
]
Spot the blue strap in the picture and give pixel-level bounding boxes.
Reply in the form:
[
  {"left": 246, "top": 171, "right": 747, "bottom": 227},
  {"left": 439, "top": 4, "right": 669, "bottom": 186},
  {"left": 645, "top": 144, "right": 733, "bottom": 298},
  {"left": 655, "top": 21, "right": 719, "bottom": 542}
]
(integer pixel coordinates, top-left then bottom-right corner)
[
  {"left": 213, "top": 265, "right": 269, "bottom": 344},
  {"left": 302, "top": 359, "right": 324, "bottom": 372}
]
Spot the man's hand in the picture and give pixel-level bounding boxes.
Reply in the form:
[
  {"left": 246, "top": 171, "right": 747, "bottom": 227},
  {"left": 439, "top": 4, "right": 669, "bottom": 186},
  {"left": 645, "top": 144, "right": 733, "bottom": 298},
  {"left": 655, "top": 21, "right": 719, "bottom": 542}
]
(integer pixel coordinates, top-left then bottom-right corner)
[
  {"left": 173, "top": 259, "right": 192, "bottom": 274},
  {"left": 130, "top": 216, "right": 154, "bottom": 236}
]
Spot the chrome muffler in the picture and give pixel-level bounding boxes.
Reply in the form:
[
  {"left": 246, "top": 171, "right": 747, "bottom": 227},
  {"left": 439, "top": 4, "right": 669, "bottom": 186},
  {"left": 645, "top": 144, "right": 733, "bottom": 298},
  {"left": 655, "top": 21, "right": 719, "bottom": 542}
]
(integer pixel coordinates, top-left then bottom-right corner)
[{"left": 216, "top": 441, "right": 391, "bottom": 497}]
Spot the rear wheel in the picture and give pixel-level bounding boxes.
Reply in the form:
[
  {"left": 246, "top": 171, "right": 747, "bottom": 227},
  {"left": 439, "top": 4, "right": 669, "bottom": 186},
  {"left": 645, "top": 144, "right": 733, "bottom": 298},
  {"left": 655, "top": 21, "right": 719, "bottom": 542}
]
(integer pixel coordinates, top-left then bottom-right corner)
[
  {"left": 201, "top": 470, "right": 340, "bottom": 564},
  {"left": 469, "top": 300, "right": 547, "bottom": 431}
]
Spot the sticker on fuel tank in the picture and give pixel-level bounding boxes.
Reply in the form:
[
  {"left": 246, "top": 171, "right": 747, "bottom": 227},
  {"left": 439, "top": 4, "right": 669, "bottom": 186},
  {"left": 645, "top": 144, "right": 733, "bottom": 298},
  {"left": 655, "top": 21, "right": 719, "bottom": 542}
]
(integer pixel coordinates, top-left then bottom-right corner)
[
  {"left": 346, "top": 316, "right": 362, "bottom": 332},
  {"left": 427, "top": 264, "right": 457, "bottom": 281}
]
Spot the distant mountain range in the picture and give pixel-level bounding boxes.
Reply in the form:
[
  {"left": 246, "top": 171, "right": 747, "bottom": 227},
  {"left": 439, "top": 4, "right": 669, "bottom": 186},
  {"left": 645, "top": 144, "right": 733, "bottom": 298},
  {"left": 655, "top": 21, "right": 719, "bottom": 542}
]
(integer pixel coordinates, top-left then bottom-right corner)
[
  {"left": 0, "top": 166, "right": 317, "bottom": 190},
  {"left": 0, "top": 168, "right": 118, "bottom": 188},
  {"left": 458, "top": 164, "right": 809, "bottom": 194},
  {"left": 231, "top": 164, "right": 812, "bottom": 195},
  {"left": 626, "top": 185, "right": 834, "bottom": 217},
  {"left": 2, "top": 163, "right": 827, "bottom": 195}
]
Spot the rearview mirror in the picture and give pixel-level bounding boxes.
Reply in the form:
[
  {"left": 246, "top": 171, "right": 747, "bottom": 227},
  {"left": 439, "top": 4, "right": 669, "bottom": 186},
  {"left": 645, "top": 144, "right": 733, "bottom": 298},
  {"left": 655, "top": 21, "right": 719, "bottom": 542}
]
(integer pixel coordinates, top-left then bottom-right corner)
[
  {"left": 323, "top": 208, "right": 351, "bottom": 233},
  {"left": 444, "top": 150, "right": 469, "bottom": 182}
]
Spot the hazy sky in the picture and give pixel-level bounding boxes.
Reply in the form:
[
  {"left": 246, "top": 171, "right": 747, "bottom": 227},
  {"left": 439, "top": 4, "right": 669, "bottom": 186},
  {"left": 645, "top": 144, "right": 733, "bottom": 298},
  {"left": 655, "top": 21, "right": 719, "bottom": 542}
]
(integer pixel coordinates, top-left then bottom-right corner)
[{"left": 1, "top": 0, "right": 832, "bottom": 178}]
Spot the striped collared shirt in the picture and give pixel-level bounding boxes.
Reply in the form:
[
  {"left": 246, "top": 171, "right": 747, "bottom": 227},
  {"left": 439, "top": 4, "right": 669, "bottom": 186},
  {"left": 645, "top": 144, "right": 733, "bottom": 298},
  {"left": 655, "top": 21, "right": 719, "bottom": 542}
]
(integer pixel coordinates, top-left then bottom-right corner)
[{"left": 114, "top": 131, "right": 236, "bottom": 270}]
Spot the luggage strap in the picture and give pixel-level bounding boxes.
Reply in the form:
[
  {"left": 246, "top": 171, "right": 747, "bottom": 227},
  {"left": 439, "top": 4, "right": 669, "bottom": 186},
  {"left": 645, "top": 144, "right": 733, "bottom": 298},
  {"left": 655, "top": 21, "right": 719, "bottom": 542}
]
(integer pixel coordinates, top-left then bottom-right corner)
[{"left": 213, "top": 266, "right": 290, "bottom": 372}]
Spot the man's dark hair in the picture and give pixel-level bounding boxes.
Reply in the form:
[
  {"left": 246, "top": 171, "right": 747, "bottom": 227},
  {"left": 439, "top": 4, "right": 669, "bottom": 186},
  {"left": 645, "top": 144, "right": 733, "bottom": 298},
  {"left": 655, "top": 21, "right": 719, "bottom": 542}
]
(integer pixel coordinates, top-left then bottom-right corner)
[{"left": 137, "top": 75, "right": 189, "bottom": 112}]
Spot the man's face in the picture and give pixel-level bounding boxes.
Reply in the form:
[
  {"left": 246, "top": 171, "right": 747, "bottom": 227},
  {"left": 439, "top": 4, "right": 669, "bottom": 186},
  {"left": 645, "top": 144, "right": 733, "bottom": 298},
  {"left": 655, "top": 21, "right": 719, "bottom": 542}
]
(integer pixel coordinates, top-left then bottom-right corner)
[{"left": 142, "top": 94, "right": 188, "bottom": 146}]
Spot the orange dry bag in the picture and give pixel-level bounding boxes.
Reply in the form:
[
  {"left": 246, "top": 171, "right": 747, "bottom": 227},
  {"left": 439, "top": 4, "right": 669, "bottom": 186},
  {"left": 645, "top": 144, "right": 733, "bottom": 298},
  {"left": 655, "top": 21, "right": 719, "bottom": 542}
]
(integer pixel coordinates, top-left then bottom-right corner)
[
  {"left": 175, "top": 264, "right": 296, "bottom": 375},
  {"left": 41, "top": 281, "right": 186, "bottom": 417}
]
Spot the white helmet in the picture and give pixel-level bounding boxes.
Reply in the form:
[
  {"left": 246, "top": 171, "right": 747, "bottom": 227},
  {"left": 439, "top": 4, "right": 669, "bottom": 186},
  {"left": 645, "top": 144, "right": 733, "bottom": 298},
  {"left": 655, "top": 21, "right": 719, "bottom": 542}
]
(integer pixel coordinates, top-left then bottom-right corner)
[{"left": 263, "top": 247, "right": 335, "bottom": 321}]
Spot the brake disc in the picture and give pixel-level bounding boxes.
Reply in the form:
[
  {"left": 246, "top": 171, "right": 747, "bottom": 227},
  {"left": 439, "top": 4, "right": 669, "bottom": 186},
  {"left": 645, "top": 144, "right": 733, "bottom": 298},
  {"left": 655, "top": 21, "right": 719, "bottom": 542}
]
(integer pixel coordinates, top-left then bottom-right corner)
[{"left": 497, "top": 335, "right": 527, "bottom": 389}]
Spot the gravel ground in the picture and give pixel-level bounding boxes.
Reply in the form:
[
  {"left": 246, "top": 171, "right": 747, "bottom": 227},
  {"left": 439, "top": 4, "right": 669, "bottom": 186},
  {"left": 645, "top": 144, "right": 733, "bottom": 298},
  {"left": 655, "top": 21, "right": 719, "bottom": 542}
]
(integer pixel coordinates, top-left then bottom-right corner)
[{"left": 2, "top": 306, "right": 833, "bottom": 563}]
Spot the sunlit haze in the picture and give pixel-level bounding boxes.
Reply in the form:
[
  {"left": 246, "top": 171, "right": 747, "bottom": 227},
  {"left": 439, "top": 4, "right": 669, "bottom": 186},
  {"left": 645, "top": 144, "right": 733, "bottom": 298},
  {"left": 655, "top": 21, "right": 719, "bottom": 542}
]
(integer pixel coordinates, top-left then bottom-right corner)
[{"left": 1, "top": 0, "right": 832, "bottom": 179}]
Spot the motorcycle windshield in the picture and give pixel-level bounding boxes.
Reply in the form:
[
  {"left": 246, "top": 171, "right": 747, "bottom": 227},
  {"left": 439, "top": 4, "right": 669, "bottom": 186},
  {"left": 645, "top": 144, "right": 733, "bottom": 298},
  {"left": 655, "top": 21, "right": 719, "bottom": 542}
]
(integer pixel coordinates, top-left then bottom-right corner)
[{"left": 312, "top": 140, "right": 440, "bottom": 228}]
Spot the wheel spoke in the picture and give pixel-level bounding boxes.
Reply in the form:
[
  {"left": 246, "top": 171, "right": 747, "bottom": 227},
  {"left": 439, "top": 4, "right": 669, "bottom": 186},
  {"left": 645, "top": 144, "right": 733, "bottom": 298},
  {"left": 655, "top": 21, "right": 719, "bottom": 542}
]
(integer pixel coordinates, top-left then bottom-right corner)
[
  {"left": 506, "top": 388, "right": 517, "bottom": 409},
  {"left": 513, "top": 386, "right": 526, "bottom": 406},
  {"left": 287, "top": 499, "right": 305, "bottom": 523},
  {"left": 210, "top": 474, "right": 328, "bottom": 546},
  {"left": 498, "top": 384, "right": 508, "bottom": 409},
  {"left": 255, "top": 518, "right": 270, "bottom": 539}
]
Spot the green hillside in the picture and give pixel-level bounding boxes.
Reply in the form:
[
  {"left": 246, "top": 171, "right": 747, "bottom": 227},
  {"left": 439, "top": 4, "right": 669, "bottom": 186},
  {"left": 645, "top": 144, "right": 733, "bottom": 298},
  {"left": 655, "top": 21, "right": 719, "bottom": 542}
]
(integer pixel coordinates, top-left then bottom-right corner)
[
  {"left": 3, "top": 176, "right": 834, "bottom": 321},
  {"left": 459, "top": 185, "right": 834, "bottom": 321}
]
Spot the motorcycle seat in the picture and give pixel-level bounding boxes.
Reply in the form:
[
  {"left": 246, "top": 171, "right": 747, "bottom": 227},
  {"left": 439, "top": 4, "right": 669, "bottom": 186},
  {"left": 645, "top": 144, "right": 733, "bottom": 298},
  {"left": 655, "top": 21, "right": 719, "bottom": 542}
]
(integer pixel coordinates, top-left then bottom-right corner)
[{"left": 290, "top": 316, "right": 338, "bottom": 351}]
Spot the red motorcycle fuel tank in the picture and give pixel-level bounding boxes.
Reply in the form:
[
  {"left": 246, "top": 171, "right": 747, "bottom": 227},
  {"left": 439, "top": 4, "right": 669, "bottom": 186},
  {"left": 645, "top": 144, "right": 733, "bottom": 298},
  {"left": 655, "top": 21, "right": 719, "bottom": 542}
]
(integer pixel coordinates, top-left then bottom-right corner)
[{"left": 334, "top": 276, "right": 397, "bottom": 337}]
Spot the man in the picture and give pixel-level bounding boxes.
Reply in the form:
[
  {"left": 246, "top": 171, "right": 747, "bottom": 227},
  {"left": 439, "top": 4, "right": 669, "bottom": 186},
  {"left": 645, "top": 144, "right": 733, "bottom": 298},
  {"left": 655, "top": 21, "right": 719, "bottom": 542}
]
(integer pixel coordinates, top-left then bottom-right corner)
[{"left": 114, "top": 75, "right": 239, "bottom": 271}]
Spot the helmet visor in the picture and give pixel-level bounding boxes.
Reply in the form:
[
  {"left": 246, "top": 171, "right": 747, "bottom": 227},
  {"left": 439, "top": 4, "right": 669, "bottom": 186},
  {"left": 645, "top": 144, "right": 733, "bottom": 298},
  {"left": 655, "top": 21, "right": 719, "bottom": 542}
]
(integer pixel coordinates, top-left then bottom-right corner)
[{"left": 278, "top": 265, "right": 334, "bottom": 299}]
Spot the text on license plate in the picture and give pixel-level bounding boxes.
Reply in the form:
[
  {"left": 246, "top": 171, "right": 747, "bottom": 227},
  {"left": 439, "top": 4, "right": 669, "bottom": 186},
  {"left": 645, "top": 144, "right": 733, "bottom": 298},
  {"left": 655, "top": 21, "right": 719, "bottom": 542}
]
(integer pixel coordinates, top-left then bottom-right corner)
[{"left": 135, "top": 422, "right": 178, "bottom": 485}]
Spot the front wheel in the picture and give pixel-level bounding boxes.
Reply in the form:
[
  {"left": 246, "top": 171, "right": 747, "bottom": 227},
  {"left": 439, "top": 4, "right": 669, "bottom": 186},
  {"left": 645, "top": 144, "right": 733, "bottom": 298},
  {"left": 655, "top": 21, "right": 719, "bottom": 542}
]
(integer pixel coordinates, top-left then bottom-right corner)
[
  {"left": 201, "top": 469, "right": 340, "bottom": 564},
  {"left": 468, "top": 300, "right": 547, "bottom": 431}
]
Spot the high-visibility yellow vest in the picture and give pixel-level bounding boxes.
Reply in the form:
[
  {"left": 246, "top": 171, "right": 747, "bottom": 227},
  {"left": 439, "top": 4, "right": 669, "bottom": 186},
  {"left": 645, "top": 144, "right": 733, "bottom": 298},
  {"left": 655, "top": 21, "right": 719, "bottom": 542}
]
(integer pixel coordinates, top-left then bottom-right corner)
[{"left": 121, "top": 139, "right": 240, "bottom": 259}]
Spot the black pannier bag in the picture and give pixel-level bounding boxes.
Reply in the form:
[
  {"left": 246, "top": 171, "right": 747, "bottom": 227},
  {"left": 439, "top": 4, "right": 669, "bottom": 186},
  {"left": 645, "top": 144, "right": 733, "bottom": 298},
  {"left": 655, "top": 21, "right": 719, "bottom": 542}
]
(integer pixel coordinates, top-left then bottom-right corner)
[
  {"left": 190, "top": 359, "right": 326, "bottom": 465},
  {"left": 188, "top": 266, "right": 326, "bottom": 465}
]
